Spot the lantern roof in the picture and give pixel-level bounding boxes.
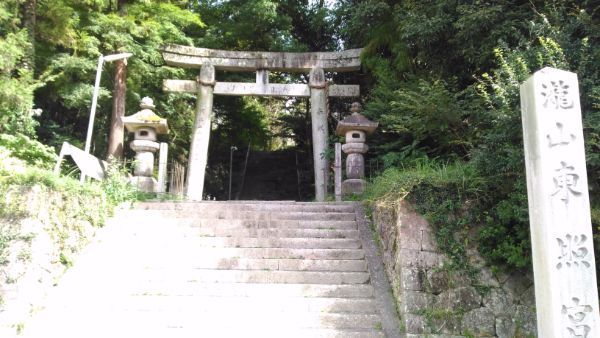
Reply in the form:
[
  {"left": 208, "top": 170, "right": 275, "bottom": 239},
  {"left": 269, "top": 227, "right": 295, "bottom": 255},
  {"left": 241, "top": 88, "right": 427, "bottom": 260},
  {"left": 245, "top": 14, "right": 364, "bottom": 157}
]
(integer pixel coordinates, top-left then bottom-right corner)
[
  {"left": 123, "top": 97, "right": 169, "bottom": 134},
  {"left": 335, "top": 102, "right": 378, "bottom": 135}
]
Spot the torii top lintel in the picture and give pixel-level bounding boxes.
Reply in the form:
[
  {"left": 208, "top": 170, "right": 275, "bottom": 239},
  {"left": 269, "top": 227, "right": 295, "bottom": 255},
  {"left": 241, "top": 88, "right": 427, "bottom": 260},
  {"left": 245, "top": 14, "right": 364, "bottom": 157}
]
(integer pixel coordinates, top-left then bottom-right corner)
[{"left": 161, "top": 44, "right": 363, "bottom": 72}]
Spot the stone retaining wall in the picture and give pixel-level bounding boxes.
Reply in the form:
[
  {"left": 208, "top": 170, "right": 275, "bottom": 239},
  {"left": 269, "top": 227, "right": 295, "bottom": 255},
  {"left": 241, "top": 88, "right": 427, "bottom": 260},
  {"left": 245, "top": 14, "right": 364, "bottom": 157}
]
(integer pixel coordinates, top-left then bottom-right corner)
[
  {"left": 370, "top": 201, "right": 537, "bottom": 337},
  {"left": 0, "top": 185, "right": 108, "bottom": 335}
]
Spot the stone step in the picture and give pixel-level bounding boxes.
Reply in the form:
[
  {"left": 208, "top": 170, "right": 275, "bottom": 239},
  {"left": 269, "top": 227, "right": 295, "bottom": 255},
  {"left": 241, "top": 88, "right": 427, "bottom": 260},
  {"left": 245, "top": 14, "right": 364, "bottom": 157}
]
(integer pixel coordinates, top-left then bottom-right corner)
[
  {"left": 30, "top": 310, "right": 382, "bottom": 330},
  {"left": 128, "top": 283, "right": 375, "bottom": 299},
  {"left": 196, "top": 227, "right": 360, "bottom": 239},
  {"left": 194, "top": 237, "right": 362, "bottom": 249},
  {"left": 63, "top": 295, "right": 379, "bottom": 314},
  {"left": 24, "top": 313, "right": 384, "bottom": 337},
  {"left": 132, "top": 269, "right": 371, "bottom": 284},
  {"left": 136, "top": 201, "right": 357, "bottom": 213},
  {"left": 184, "top": 247, "right": 366, "bottom": 260},
  {"left": 125, "top": 209, "right": 356, "bottom": 221},
  {"left": 141, "top": 258, "right": 367, "bottom": 272},
  {"left": 124, "top": 214, "right": 359, "bottom": 230}
]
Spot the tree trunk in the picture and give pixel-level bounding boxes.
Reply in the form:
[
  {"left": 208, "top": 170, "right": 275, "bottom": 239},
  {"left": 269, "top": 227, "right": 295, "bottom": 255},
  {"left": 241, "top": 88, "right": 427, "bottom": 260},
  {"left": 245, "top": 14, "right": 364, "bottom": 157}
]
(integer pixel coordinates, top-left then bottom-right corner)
[
  {"left": 106, "top": 59, "right": 127, "bottom": 160},
  {"left": 21, "top": 0, "right": 36, "bottom": 72},
  {"left": 107, "top": 0, "right": 128, "bottom": 161}
]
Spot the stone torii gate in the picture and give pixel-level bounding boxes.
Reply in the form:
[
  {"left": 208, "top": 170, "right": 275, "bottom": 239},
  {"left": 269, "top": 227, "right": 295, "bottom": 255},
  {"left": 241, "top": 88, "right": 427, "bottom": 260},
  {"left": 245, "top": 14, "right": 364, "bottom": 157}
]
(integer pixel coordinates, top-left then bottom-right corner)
[{"left": 161, "top": 44, "right": 362, "bottom": 201}]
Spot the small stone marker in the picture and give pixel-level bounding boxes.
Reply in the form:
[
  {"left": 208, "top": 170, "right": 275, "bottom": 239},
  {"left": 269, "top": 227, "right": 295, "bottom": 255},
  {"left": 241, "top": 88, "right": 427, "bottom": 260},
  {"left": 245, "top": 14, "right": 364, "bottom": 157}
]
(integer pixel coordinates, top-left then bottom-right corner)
[
  {"left": 334, "top": 142, "right": 342, "bottom": 202},
  {"left": 520, "top": 67, "right": 599, "bottom": 337}
]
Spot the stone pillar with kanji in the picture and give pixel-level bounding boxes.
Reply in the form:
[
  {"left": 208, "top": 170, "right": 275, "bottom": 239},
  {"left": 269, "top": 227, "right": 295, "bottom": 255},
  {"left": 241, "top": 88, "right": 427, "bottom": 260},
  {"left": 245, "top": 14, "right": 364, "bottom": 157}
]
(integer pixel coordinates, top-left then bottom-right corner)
[
  {"left": 336, "top": 102, "right": 378, "bottom": 196},
  {"left": 520, "top": 67, "right": 599, "bottom": 337}
]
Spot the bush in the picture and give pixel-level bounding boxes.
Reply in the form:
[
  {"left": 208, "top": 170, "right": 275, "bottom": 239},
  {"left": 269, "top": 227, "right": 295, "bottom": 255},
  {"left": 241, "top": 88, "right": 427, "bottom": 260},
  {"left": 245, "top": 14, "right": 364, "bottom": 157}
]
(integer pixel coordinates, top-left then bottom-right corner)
[{"left": 0, "top": 134, "right": 57, "bottom": 169}]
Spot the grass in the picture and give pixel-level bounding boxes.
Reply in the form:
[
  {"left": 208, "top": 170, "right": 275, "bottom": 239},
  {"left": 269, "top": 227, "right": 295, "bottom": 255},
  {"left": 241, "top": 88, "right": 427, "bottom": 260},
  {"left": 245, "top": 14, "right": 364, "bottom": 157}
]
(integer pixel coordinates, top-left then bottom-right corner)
[{"left": 363, "top": 159, "right": 483, "bottom": 280}]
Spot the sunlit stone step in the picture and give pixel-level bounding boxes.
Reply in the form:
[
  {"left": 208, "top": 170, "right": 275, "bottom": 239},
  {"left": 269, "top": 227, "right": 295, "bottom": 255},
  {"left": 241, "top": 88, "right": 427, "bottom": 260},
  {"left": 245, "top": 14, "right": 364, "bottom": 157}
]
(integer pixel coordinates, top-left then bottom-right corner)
[
  {"left": 132, "top": 269, "right": 370, "bottom": 284},
  {"left": 195, "top": 227, "right": 360, "bottom": 239},
  {"left": 187, "top": 247, "right": 366, "bottom": 260},
  {"left": 27, "top": 310, "right": 382, "bottom": 332},
  {"left": 194, "top": 237, "right": 362, "bottom": 249},
  {"left": 136, "top": 201, "right": 357, "bottom": 213},
  {"left": 61, "top": 295, "right": 378, "bottom": 314},
  {"left": 128, "top": 282, "right": 375, "bottom": 299},
  {"left": 124, "top": 209, "right": 356, "bottom": 221},
  {"left": 139, "top": 258, "right": 367, "bottom": 272}
]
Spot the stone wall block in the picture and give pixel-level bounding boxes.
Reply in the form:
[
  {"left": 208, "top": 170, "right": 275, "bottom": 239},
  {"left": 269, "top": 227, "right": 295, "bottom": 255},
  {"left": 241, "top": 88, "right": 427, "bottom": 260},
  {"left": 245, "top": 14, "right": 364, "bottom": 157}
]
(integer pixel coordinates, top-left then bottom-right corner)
[
  {"left": 515, "top": 304, "right": 537, "bottom": 337},
  {"left": 461, "top": 307, "right": 495, "bottom": 337},
  {"left": 397, "top": 249, "right": 444, "bottom": 269},
  {"left": 482, "top": 288, "right": 515, "bottom": 316},
  {"left": 400, "top": 291, "right": 435, "bottom": 314},
  {"left": 435, "top": 286, "right": 481, "bottom": 312},
  {"left": 400, "top": 267, "right": 426, "bottom": 291},
  {"left": 407, "top": 335, "right": 464, "bottom": 338},
  {"left": 477, "top": 268, "right": 500, "bottom": 288},
  {"left": 501, "top": 273, "right": 533, "bottom": 298},
  {"left": 404, "top": 313, "right": 429, "bottom": 334},
  {"left": 447, "top": 271, "right": 471, "bottom": 288},
  {"left": 519, "top": 285, "right": 535, "bottom": 307},
  {"left": 426, "top": 269, "right": 449, "bottom": 295},
  {"left": 428, "top": 313, "right": 462, "bottom": 335},
  {"left": 495, "top": 315, "right": 517, "bottom": 338},
  {"left": 398, "top": 227, "right": 426, "bottom": 251}
]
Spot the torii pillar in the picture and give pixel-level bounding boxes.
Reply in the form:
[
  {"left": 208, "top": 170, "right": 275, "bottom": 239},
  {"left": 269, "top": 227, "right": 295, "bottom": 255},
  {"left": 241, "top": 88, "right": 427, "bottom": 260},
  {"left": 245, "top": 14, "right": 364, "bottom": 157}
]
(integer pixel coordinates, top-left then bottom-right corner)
[
  {"left": 186, "top": 64, "right": 215, "bottom": 201},
  {"left": 309, "top": 67, "right": 328, "bottom": 201}
]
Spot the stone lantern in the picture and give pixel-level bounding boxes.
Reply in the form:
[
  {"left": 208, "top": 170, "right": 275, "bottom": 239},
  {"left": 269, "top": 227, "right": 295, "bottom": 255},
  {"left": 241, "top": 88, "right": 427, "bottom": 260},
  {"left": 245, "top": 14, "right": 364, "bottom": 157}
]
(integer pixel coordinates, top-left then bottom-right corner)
[
  {"left": 123, "top": 97, "right": 168, "bottom": 192},
  {"left": 336, "top": 102, "right": 378, "bottom": 195}
]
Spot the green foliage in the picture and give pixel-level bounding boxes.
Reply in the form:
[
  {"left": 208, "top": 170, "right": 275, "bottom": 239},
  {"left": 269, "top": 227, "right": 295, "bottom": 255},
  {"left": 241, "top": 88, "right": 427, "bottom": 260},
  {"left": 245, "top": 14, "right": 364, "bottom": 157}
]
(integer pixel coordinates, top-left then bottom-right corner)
[
  {"left": 100, "top": 161, "right": 138, "bottom": 206},
  {"left": 0, "top": 134, "right": 57, "bottom": 169},
  {"left": 344, "top": 0, "right": 600, "bottom": 275},
  {"left": 365, "top": 160, "right": 482, "bottom": 274},
  {"left": 0, "top": 1, "right": 38, "bottom": 137}
]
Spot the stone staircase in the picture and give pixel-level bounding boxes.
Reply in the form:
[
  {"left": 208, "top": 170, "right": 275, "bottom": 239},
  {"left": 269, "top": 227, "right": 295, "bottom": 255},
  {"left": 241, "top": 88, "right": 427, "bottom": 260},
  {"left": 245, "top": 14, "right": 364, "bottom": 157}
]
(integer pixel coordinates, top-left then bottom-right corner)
[{"left": 22, "top": 201, "right": 399, "bottom": 338}]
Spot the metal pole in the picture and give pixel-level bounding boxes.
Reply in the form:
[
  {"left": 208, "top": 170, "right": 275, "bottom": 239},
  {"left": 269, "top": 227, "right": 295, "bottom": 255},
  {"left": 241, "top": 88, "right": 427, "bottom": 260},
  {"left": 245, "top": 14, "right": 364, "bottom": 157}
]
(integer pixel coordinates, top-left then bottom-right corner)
[
  {"left": 228, "top": 146, "right": 237, "bottom": 200},
  {"left": 81, "top": 55, "right": 104, "bottom": 183}
]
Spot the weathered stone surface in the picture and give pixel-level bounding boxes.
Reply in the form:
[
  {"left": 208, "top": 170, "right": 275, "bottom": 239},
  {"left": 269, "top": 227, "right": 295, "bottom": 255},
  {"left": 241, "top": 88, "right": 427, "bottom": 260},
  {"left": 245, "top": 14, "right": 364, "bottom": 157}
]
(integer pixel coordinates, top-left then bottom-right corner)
[
  {"left": 345, "top": 153, "right": 365, "bottom": 179},
  {"left": 519, "top": 285, "right": 535, "bottom": 307},
  {"left": 400, "top": 291, "right": 434, "bottom": 314},
  {"left": 397, "top": 249, "right": 444, "bottom": 269},
  {"left": 521, "top": 68, "right": 600, "bottom": 336},
  {"left": 406, "top": 335, "right": 463, "bottom": 338},
  {"left": 461, "top": 307, "right": 495, "bottom": 337},
  {"left": 404, "top": 313, "right": 429, "bottom": 334},
  {"left": 495, "top": 315, "right": 516, "bottom": 338},
  {"left": 477, "top": 268, "right": 500, "bottom": 288},
  {"left": 162, "top": 44, "right": 363, "bottom": 72},
  {"left": 342, "top": 179, "right": 366, "bottom": 196},
  {"left": 186, "top": 64, "right": 215, "bottom": 201},
  {"left": 501, "top": 272, "right": 532, "bottom": 298},
  {"left": 426, "top": 269, "right": 449, "bottom": 295},
  {"left": 163, "top": 80, "right": 360, "bottom": 98},
  {"left": 447, "top": 271, "right": 470, "bottom": 289},
  {"left": 342, "top": 142, "right": 369, "bottom": 154},
  {"left": 435, "top": 287, "right": 481, "bottom": 312},
  {"left": 515, "top": 304, "right": 537, "bottom": 337},
  {"left": 482, "top": 288, "right": 515, "bottom": 316},
  {"left": 309, "top": 67, "right": 328, "bottom": 202},
  {"left": 428, "top": 312, "right": 462, "bottom": 335},
  {"left": 370, "top": 201, "right": 538, "bottom": 338},
  {"left": 400, "top": 267, "right": 425, "bottom": 292}
]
